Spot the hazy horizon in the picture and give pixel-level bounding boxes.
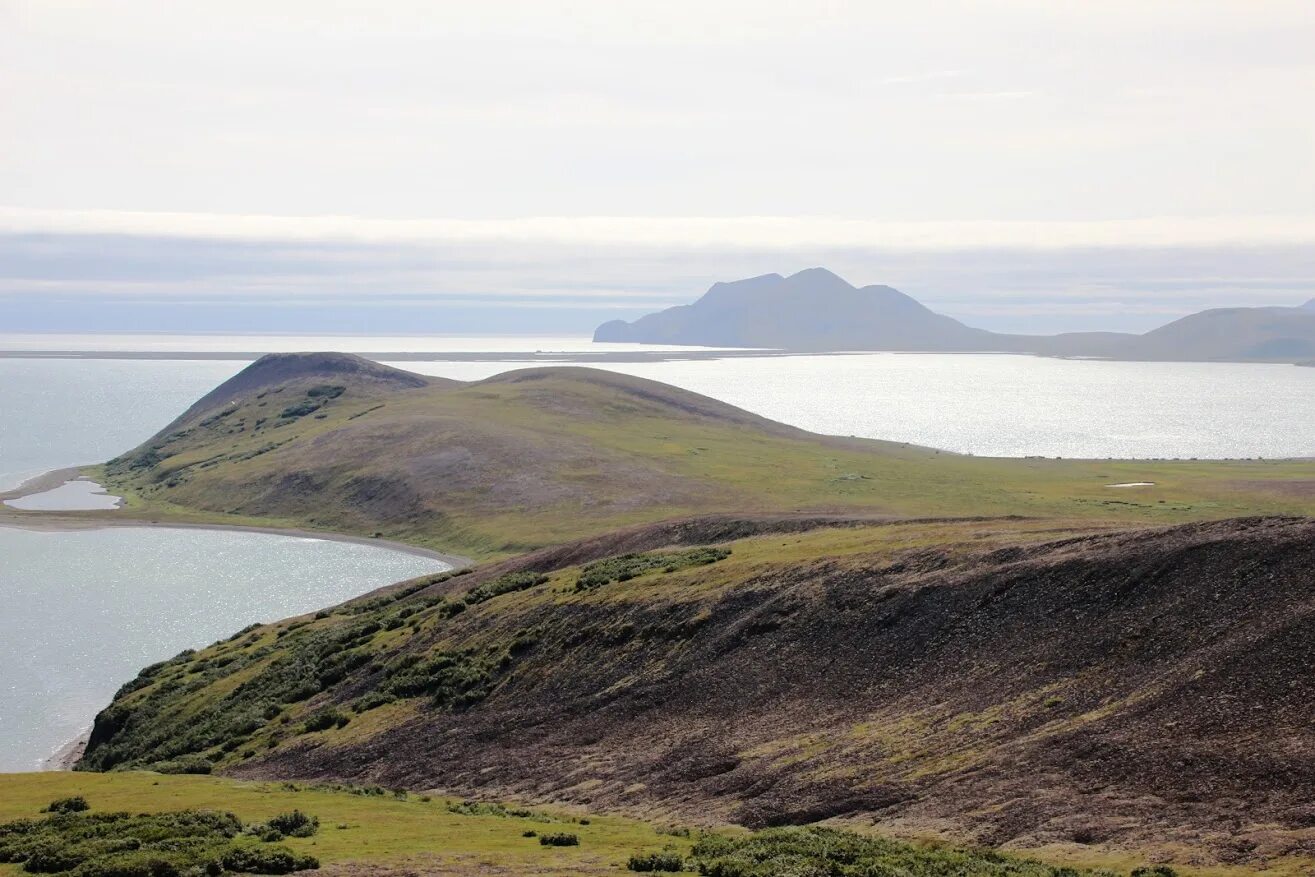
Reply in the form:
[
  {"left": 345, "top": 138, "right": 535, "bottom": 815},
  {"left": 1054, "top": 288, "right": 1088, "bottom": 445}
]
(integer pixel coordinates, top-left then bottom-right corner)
[{"left": 4, "top": 1, "right": 1314, "bottom": 336}]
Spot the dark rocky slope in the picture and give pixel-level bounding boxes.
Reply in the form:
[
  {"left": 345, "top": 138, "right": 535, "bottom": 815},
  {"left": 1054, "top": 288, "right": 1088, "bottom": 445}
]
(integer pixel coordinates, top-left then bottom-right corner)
[{"left": 84, "top": 514, "right": 1315, "bottom": 865}]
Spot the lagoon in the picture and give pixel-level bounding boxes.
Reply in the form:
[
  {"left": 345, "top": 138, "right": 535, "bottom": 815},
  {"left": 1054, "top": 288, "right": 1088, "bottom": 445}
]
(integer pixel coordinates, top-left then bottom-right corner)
[{"left": 0, "top": 526, "right": 447, "bottom": 771}]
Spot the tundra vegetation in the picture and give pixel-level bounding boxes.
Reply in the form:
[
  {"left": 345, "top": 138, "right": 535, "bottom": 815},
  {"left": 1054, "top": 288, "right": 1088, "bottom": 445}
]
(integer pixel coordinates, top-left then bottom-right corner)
[{"left": 0, "top": 776, "right": 1130, "bottom": 877}]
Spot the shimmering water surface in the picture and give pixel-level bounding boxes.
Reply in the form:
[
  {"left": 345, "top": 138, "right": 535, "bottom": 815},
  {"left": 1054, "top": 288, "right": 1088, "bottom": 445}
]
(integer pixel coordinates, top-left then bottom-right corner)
[
  {"left": 0, "top": 358, "right": 244, "bottom": 491},
  {"left": 5, "top": 479, "right": 122, "bottom": 511},
  {"left": 0, "top": 527, "right": 447, "bottom": 771},
  {"left": 4, "top": 347, "right": 1314, "bottom": 487},
  {"left": 389, "top": 353, "right": 1315, "bottom": 460}
]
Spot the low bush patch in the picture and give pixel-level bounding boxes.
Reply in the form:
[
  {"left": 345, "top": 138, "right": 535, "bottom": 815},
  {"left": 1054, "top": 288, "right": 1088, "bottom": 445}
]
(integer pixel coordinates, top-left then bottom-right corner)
[
  {"left": 42, "top": 797, "right": 89, "bottom": 815},
  {"left": 463, "top": 572, "right": 548, "bottom": 606},
  {"left": 246, "top": 811, "right": 318, "bottom": 840},
  {"left": 538, "top": 833, "right": 579, "bottom": 847},
  {"left": 627, "top": 850, "right": 684, "bottom": 872},
  {"left": 0, "top": 809, "right": 319, "bottom": 876},
  {"left": 576, "top": 548, "right": 730, "bottom": 591},
  {"left": 688, "top": 826, "right": 1111, "bottom": 877},
  {"left": 300, "top": 709, "right": 349, "bottom": 734}
]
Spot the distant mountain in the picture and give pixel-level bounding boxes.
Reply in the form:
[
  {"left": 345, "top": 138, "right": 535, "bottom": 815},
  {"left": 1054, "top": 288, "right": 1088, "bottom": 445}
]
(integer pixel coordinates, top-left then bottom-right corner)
[
  {"left": 596, "top": 268, "right": 998, "bottom": 351},
  {"left": 596, "top": 268, "right": 1315, "bottom": 362},
  {"left": 1113, "top": 307, "right": 1315, "bottom": 362}
]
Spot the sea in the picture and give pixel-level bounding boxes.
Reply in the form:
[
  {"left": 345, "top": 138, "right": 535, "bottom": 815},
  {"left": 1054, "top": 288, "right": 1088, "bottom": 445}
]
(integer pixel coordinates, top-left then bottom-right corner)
[{"left": 3, "top": 332, "right": 1315, "bottom": 771}]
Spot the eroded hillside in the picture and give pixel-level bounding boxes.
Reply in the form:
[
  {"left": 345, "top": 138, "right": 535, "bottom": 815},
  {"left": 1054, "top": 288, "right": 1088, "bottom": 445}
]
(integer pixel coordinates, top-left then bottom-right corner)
[{"left": 80, "top": 514, "right": 1315, "bottom": 867}]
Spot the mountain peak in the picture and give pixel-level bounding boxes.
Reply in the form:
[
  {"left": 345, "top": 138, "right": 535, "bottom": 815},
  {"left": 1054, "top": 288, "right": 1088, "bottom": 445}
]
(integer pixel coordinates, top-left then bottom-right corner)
[
  {"left": 161, "top": 352, "right": 433, "bottom": 433},
  {"left": 786, "top": 266, "right": 851, "bottom": 284},
  {"left": 593, "top": 267, "right": 986, "bottom": 349}
]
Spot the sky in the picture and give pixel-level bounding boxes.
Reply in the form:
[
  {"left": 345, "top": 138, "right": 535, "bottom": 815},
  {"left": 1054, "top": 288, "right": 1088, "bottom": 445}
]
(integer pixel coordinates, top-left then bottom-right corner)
[{"left": 2, "top": 0, "right": 1314, "bottom": 336}]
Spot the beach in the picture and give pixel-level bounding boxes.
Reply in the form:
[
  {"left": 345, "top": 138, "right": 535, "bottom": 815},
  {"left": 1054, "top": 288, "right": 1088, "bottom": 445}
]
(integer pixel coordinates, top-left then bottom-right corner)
[
  {"left": 0, "top": 467, "right": 472, "bottom": 568},
  {"left": 41, "top": 732, "right": 89, "bottom": 772}
]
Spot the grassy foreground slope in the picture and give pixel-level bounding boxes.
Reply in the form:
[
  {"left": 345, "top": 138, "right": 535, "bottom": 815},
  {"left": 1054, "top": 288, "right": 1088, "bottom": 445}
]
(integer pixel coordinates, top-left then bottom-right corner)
[
  {"left": 0, "top": 774, "right": 1139, "bottom": 877},
  {"left": 91, "top": 353, "right": 1315, "bottom": 559},
  {"left": 78, "top": 514, "right": 1315, "bottom": 870},
  {"left": 0, "top": 772, "right": 687, "bottom": 876}
]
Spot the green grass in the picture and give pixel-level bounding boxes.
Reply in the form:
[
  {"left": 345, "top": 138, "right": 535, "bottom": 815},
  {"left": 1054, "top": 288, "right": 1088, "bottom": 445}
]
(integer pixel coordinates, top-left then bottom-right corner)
[
  {"left": 72, "top": 367, "right": 1315, "bottom": 561},
  {"left": 0, "top": 774, "right": 1187, "bottom": 877},
  {"left": 0, "top": 773, "right": 690, "bottom": 876}
]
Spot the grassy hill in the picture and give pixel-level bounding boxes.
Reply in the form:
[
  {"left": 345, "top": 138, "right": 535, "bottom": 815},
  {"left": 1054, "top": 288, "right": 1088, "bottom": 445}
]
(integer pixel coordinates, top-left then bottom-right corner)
[
  {"left": 74, "top": 514, "right": 1315, "bottom": 870},
  {"left": 88, "top": 353, "right": 1315, "bottom": 559}
]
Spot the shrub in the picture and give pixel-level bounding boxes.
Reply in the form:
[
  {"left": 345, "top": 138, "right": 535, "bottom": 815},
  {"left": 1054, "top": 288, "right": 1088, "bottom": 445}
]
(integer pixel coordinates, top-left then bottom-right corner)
[
  {"left": 687, "top": 825, "right": 1108, "bottom": 877},
  {"left": 279, "top": 400, "right": 322, "bottom": 419},
  {"left": 463, "top": 572, "right": 548, "bottom": 606},
  {"left": 627, "top": 850, "right": 684, "bottom": 872},
  {"left": 43, "top": 797, "right": 89, "bottom": 814},
  {"left": 151, "top": 757, "right": 212, "bottom": 775},
  {"left": 576, "top": 548, "right": 731, "bottom": 591},
  {"left": 445, "top": 801, "right": 544, "bottom": 820},
  {"left": 301, "top": 709, "right": 348, "bottom": 733},
  {"left": 221, "top": 845, "right": 319, "bottom": 874},
  {"left": 522, "top": 831, "right": 537, "bottom": 838},
  {"left": 0, "top": 809, "right": 317, "bottom": 877},
  {"left": 538, "top": 833, "right": 579, "bottom": 847},
  {"left": 350, "top": 692, "right": 396, "bottom": 713},
  {"left": 265, "top": 811, "right": 318, "bottom": 839},
  {"left": 383, "top": 652, "right": 498, "bottom": 707},
  {"left": 67, "top": 850, "right": 191, "bottom": 877}
]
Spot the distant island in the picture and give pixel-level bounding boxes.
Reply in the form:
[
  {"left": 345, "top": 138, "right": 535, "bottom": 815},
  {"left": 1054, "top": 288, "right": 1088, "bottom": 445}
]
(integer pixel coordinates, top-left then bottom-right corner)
[{"left": 595, "top": 267, "right": 1315, "bottom": 363}]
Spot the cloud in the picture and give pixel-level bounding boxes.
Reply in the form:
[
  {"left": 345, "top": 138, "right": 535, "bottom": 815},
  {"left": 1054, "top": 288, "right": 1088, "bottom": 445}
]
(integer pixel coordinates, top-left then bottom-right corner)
[
  {"left": 2, "top": 217, "right": 1313, "bottom": 337},
  {"left": 881, "top": 69, "right": 965, "bottom": 85},
  {"left": 2, "top": 207, "right": 1314, "bottom": 251}
]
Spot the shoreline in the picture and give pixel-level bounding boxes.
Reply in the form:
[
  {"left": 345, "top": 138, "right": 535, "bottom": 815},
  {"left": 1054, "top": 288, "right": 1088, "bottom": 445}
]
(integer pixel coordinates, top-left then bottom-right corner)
[
  {"left": 41, "top": 731, "right": 90, "bottom": 772},
  {"left": 0, "top": 348, "right": 789, "bottom": 363},
  {"left": 0, "top": 467, "right": 473, "bottom": 568},
  {"left": 0, "top": 347, "right": 1310, "bottom": 366},
  {"left": 0, "top": 466, "right": 87, "bottom": 501},
  {"left": 0, "top": 511, "right": 473, "bottom": 567},
  {"left": 5, "top": 469, "right": 472, "bottom": 774}
]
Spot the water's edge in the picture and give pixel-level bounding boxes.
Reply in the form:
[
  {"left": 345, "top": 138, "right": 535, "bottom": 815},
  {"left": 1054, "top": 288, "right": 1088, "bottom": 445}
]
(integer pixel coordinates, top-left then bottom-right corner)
[
  {"left": 3, "top": 468, "right": 472, "bottom": 771},
  {"left": 0, "top": 467, "right": 473, "bottom": 568}
]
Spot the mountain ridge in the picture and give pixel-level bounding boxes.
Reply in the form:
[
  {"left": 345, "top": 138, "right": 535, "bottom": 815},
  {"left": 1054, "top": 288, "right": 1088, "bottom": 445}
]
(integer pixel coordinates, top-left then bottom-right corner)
[{"left": 596, "top": 268, "right": 1315, "bottom": 362}]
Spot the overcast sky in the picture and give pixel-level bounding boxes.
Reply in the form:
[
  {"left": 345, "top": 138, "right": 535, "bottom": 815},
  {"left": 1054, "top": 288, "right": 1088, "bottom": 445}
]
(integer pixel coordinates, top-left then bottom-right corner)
[{"left": 3, "top": 1, "right": 1313, "bottom": 335}]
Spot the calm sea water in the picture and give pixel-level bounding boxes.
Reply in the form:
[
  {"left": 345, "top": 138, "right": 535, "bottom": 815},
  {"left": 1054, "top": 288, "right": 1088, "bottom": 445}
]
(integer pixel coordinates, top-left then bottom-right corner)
[
  {"left": 0, "top": 358, "right": 244, "bottom": 491},
  {"left": 0, "top": 527, "right": 445, "bottom": 771},
  {"left": 388, "top": 353, "right": 1315, "bottom": 460}
]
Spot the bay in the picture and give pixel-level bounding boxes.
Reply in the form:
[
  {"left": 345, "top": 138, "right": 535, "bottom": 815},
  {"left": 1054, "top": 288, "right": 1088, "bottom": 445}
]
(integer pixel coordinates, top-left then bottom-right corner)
[{"left": 0, "top": 526, "right": 446, "bottom": 771}]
